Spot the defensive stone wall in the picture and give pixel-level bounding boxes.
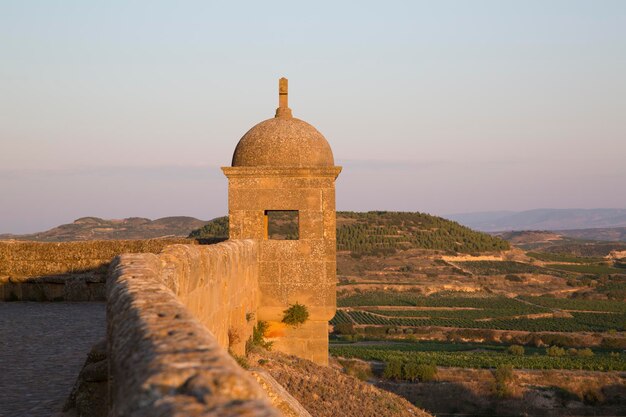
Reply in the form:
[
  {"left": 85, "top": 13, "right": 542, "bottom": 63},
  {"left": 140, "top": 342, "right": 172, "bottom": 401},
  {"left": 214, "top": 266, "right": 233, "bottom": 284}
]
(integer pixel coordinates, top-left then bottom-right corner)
[
  {"left": 157, "top": 241, "right": 260, "bottom": 354},
  {"left": 106, "top": 240, "right": 284, "bottom": 415},
  {"left": 0, "top": 239, "right": 194, "bottom": 301}
]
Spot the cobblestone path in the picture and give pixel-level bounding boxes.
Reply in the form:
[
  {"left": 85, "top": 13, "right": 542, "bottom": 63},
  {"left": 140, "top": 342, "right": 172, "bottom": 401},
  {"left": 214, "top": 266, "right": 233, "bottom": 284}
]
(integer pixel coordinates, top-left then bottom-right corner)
[{"left": 0, "top": 302, "right": 105, "bottom": 417}]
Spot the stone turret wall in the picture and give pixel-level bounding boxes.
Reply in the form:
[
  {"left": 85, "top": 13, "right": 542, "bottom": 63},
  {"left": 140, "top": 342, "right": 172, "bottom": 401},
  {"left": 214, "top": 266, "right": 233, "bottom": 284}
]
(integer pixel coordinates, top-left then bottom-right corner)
[
  {"left": 106, "top": 240, "right": 282, "bottom": 416},
  {"left": 223, "top": 167, "right": 340, "bottom": 365}
]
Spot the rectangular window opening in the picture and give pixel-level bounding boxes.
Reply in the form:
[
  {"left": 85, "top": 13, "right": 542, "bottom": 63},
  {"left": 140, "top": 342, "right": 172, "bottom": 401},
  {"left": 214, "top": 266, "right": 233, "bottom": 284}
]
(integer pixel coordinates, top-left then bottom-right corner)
[{"left": 265, "top": 210, "right": 299, "bottom": 240}]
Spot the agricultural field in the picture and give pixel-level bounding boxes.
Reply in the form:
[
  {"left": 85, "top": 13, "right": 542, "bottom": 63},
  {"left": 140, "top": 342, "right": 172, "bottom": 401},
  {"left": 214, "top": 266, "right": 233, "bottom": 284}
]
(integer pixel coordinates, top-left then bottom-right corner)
[
  {"left": 519, "top": 296, "right": 626, "bottom": 313},
  {"left": 452, "top": 260, "right": 551, "bottom": 276},
  {"left": 318, "top": 219, "right": 626, "bottom": 416},
  {"left": 526, "top": 251, "right": 605, "bottom": 263},
  {"left": 330, "top": 341, "right": 625, "bottom": 372},
  {"left": 330, "top": 232, "right": 626, "bottom": 384},
  {"left": 545, "top": 263, "right": 624, "bottom": 275},
  {"left": 333, "top": 292, "right": 626, "bottom": 333}
]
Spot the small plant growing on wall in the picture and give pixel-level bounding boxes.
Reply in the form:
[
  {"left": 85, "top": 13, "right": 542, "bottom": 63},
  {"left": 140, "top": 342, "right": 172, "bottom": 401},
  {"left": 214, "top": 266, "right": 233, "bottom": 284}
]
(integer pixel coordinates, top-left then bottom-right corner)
[
  {"left": 246, "top": 320, "right": 273, "bottom": 353},
  {"left": 228, "top": 327, "right": 241, "bottom": 349},
  {"left": 282, "top": 302, "right": 309, "bottom": 327}
]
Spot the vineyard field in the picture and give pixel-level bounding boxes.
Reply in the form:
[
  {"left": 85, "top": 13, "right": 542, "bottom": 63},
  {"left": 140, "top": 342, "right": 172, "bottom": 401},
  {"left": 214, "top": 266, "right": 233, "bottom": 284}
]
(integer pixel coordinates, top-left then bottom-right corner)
[
  {"left": 546, "top": 263, "right": 624, "bottom": 275},
  {"left": 330, "top": 345, "right": 626, "bottom": 372},
  {"left": 338, "top": 293, "right": 542, "bottom": 310},
  {"left": 526, "top": 252, "right": 606, "bottom": 263},
  {"left": 334, "top": 310, "right": 626, "bottom": 332},
  {"left": 520, "top": 296, "right": 626, "bottom": 313},
  {"left": 453, "top": 261, "right": 563, "bottom": 276},
  {"left": 361, "top": 307, "right": 546, "bottom": 320}
]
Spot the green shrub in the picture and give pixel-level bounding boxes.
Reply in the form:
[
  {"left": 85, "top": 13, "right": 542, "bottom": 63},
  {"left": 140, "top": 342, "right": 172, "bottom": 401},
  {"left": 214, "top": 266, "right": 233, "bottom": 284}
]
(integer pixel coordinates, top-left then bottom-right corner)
[
  {"left": 507, "top": 345, "right": 525, "bottom": 356},
  {"left": 402, "top": 361, "right": 420, "bottom": 381},
  {"left": 383, "top": 358, "right": 403, "bottom": 380},
  {"left": 334, "top": 322, "right": 356, "bottom": 335},
  {"left": 546, "top": 345, "right": 566, "bottom": 357},
  {"left": 578, "top": 348, "right": 594, "bottom": 357},
  {"left": 364, "top": 326, "right": 391, "bottom": 336},
  {"left": 399, "top": 361, "right": 438, "bottom": 382},
  {"left": 416, "top": 363, "right": 437, "bottom": 381},
  {"left": 282, "top": 302, "right": 309, "bottom": 327}
]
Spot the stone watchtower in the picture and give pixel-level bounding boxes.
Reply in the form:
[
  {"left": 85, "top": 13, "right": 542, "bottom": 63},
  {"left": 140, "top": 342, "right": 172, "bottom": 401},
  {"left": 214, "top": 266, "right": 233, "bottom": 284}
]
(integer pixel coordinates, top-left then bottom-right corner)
[{"left": 222, "top": 78, "right": 341, "bottom": 365}]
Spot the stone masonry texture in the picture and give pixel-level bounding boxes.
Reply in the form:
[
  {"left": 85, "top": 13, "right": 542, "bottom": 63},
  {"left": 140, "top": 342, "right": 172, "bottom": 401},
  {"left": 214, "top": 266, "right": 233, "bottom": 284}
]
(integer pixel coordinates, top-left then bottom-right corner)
[
  {"left": 222, "top": 167, "right": 341, "bottom": 365},
  {"left": 107, "top": 241, "right": 282, "bottom": 416}
]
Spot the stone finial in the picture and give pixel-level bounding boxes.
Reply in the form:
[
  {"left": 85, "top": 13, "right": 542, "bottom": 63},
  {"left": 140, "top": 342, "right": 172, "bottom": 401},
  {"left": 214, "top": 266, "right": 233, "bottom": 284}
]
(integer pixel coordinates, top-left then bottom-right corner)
[{"left": 275, "top": 77, "right": 292, "bottom": 118}]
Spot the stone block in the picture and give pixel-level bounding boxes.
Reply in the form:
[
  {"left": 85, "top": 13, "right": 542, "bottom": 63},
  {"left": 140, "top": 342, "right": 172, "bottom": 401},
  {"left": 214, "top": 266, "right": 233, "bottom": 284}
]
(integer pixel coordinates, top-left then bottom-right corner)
[
  {"left": 325, "top": 261, "right": 337, "bottom": 284},
  {"left": 299, "top": 210, "right": 324, "bottom": 239},
  {"left": 323, "top": 210, "right": 337, "bottom": 240},
  {"left": 259, "top": 261, "right": 281, "bottom": 284},
  {"left": 260, "top": 240, "right": 325, "bottom": 262},
  {"left": 321, "top": 188, "right": 336, "bottom": 211},
  {"left": 279, "top": 261, "right": 325, "bottom": 284}
]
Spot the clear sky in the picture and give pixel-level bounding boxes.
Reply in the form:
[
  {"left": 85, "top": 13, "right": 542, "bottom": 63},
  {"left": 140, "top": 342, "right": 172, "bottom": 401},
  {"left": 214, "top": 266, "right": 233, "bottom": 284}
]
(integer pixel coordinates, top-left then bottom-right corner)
[{"left": 1, "top": 1, "right": 625, "bottom": 233}]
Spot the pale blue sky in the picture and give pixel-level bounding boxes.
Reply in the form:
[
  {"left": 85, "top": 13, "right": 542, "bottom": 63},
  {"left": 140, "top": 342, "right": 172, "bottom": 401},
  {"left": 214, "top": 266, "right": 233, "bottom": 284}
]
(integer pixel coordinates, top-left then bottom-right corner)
[{"left": 1, "top": 1, "right": 625, "bottom": 233}]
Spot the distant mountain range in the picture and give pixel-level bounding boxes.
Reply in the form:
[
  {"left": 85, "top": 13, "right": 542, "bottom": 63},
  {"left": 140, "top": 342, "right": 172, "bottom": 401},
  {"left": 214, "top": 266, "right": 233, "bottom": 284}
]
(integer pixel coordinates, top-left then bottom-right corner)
[
  {"left": 446, "top": 209, "right": 626, "bottom": 233},
  {"left": 0, "top": 216, "right": 209, "bottom": 242}
]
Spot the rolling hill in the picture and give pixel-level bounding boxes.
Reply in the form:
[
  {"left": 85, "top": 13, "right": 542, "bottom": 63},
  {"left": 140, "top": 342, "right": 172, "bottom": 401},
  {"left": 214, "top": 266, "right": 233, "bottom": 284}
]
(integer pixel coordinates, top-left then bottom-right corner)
[{"left": 190, "top": 211, "right": 510, "bottom": 255}]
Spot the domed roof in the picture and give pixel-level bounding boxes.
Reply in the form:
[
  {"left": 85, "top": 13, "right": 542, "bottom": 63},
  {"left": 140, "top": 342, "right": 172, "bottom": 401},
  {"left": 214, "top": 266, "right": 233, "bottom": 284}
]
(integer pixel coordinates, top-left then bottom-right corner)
[{"left": 231, "top": 78, "right": 334, "bottom": 168}]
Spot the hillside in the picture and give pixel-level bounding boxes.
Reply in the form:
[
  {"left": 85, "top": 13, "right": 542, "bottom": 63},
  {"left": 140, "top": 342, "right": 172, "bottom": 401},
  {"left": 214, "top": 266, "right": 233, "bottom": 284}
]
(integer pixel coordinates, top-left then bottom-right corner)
[
  {"left": 0, "top": 216, "right": 209, "bottom": 242},
  {"left": 190, "top": 211, "right": 510, "bottom": 255},
  {"left": 447, "top": 208, "right": 626, "bottom": 232},
  {"left": 252, "top": 350, "right": 432, "bottom": 417}
]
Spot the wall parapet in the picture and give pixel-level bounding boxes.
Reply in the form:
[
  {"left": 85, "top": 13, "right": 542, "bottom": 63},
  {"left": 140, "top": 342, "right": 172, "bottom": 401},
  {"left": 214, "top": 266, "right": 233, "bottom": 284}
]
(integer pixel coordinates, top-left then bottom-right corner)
[
  {"left": 107, "top": 241, "right": 282, "bottom": 416},
  {"left": 0, "top": 239, "right": 195, "bottom": 302}
]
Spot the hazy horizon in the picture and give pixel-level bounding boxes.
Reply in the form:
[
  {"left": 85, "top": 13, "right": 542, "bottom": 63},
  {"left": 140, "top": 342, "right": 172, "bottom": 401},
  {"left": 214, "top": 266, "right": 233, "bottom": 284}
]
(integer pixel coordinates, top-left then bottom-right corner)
[{"left": 2, "top": 1, "right": 625, "bottom": 234}]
